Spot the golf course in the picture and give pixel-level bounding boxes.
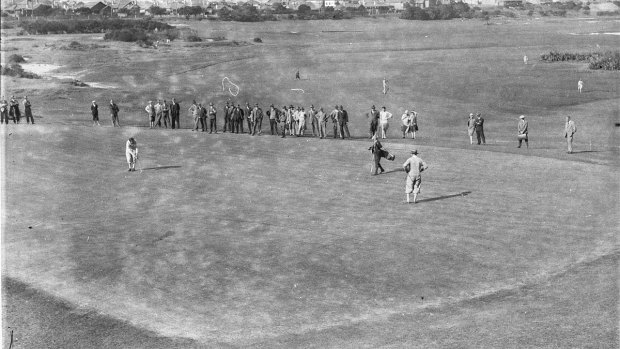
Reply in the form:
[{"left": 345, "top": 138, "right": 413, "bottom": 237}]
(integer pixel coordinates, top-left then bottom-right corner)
[{"left": 1, "top": 15, "right": 619, "bottom": 348}]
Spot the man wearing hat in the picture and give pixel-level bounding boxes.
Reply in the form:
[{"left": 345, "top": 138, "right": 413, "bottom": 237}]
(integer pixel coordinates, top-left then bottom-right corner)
[
  {"left": 474, "top": 113, "right": 485, "bottom": 145},
  {"left": 278, "top": 105, "right": 288, "bottom": 138},
  {"left": 517, "top": 115, "right": 528, "bottom": 148},
  {"left": 0, "top": 98, "right": 8, "bottom": 124},
  {"left": 91, "top": 100, "right": 100, "bottom": 126},
  {"left": 9, "top": 96, "right": 21, "bottom": 123},
  {"left": 368, "top": 105, "right": 380, "bottom": 138},
  {"left": 146, "top": 100, "right": 156, "bottom": 128},
  {"left": 402, "top": 149, "right": 428, "bottom": 204},
  {"left": 267, "top": 104, "right": 278, "bottom": 135},
  {"left": 297, "top": 107, "right": 307, "bottom": 136},
  {"left": 208, "top": 102, "right": 217, "bottom": 133},
  {"left": 223, "top": 101, "right": 231, "bottom": 132},
  {"left": 251, "top": 103, "right": 263, "bottom": 136},
  {"left": 316, "top": 107, "right": 327, "bottom": 139},
  {"left": 305, "top": 105, "right": 315, "bottom": 137},
  {"left": 339, "top": 105, "right": 350, "bottom": 139},
  {"left": 329, "top": 106, "right": 341, "bottom": 139},
  {"left": 170, "top": 98, "right": 180, "bottom": 129},
  {"left": 467, "top": 113, "right": 475, "bottom": 144},
  {"left": 245, "top": 102, "right": 252, "bottom": 134},
  {"left": 285, "top": 105, "right": 294, "bottom": 136},
  {"left": 564, "top": 116, "right": 577, "bottom": 154},
  {"left": 109, "top": 99, "right": 120, "bottom": 127}
]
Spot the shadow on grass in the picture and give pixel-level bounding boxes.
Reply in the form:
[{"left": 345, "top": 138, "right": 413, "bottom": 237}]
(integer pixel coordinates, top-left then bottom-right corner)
[
  {"left": 417, "top": 191, "right": 472, "bottom": 203},
  {"left": 569, "top": 150, "right": 602, "bottom": 154},
  {"left": 141, "top": 165, "right": 181, "bottom": 171}
]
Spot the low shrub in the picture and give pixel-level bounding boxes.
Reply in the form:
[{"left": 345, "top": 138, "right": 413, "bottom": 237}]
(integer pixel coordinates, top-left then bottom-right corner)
[
  {"left": 253, "top": 37, "right": 262, "bottom": 42},
  {"left": 1, "top": 63, "right": 40, "bottom": 79},
  {"left": 540, "top": 50, "right": 620, "bottom": 71},
  {"left": 186, "top": 35, "right": 202, "bottom": 42},
  {"left": 19, "top": 19, "right": 172, "bottom": 35},
  {"left": 597, "top": 11, "right": 620, "bottom": 16},
  {"left": 8, "top": 54, "right": 26, "bottom": 63}
]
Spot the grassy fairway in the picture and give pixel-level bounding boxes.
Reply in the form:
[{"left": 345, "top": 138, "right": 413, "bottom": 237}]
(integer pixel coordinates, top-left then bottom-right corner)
[{"left": 2, "top": 16, "right": 619, "bottom": 348}]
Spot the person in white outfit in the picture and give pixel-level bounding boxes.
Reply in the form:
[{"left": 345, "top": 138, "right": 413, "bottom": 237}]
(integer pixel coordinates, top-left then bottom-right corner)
[
  {"left": 578, "top": 79, "right": 583, "bottom": 93},
  {"left": 125, "top": 137, "right": 139, "bottom": 172},
  {"left": 379, "top": 106, "right": 392, "bottom": 139}
]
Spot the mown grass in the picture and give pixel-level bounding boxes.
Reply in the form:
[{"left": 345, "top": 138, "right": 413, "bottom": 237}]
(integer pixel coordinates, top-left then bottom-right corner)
[{"left": 2, "top": 17, "right": 619, "bottom": 348}]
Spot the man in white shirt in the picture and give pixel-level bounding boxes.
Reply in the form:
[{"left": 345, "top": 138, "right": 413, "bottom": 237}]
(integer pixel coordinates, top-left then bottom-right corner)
[
  {"left": 402, "top": 149, "right": 428, "bottom": 204},
  {"left": 379, "top": 106, "right": 392, "bottom": 139}
]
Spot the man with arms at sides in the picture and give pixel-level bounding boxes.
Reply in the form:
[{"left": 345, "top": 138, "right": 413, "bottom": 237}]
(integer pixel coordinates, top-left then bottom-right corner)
[
  {"left": 316, "top": 107, "right": 327, "bottom": 139},
  {"left": 367, "top": 105, "right": 380, "bottom": 138},
  {"left": 145, "top": 100, "right": 156, "bottom": 128},
  {"left": 161, "top": 99, "right": 170, "bottom": 128},
  {"left": 125, "top": 137, "right": 139, "bottom": 172},
  {"left": 307, "top": 105, "right": 318, "bottom": 137},
  {"left": 91, "top": 100, "right": 100, "bottom": 126},
  {"left": 402, "top": 149, "right": 428, "bottom": 204},
  {"left": 110, "top": 99, "right": 120, "bottom": 127},
  {"left": 170, "top": 98, "right": 180, "bottom": 129},
  {"left": 23, "top": 96, "right": 34, "bottom": 124},
  {"left": 474, "top": 113, "right": 485, "bottom": 145},
  {"left": 339, "top": 105, "right": 351, "bottom": 139},
  {"left": 517, "top": 115, "right": 528, "bottom": 148},
  {"left": 564, "top": 116, "right": 577, "bottom": 154},
  {"left": 208, "top": 102, "right": 217, "bottom": 133}
]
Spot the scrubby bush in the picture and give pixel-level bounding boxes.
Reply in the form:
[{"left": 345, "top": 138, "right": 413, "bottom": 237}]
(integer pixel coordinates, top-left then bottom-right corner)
[
  {"left": 589, "top": 51, "right": 620, "bottom": 70},
  {"left": 597, "top": 11, "right": 620, "bottom": 16},
  {"left": 253, "top": 37, "right": 262, "bottom": 42},
  {"left": 19, "top": 19, "right": 171, "bottom": 35},
  {"left": 1, "top": 21, "right": 14, "bottom": 29},
  {"left": 186, "top": 34, "right": 202, "bottom": 42},
  {"left": 104, "top": 28, "right": 148, "bottom": 42},
  {"left": 1, "top": 64, "right": 40, "bottom": 79},
  {"left": 8, "top": 54, "right": 26, "bottom": 63},
  {"left": 401, "top": 2, "right": 472, "bottom": 20},
  {"left": 540, "top": 50, "right": 620, "bottom": 71}
]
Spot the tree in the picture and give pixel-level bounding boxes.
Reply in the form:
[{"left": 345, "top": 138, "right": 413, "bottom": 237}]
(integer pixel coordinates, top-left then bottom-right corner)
[
  {"left": 74, "top": 6, "right": 92, "bottom": 15},
  {"left": 297, "top": 3, "right": 312, "bottom": 17},
  {"left": 149, "top": 5, "right": 167, "bottom": 17},
  {"left": 272, "top": 3, "right": 289, "bottom": 13},
  {"left": 178, "top": 6, "right": 203, "bottom": 17}
]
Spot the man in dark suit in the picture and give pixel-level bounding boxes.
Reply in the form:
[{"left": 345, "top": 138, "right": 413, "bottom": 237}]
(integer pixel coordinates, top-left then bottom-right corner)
[
  {"left": 245, "top": 102, "right": 252, "bottom": 134},
  {"left": 170, "top": 98, "right": 180, "bottom": 129},
  {"left": 368, "top": 105, "right": 379, "bottom": 138},
  {"left": 223, "top": 101, "right": 231, "bottom": 132},
  {"left": 9, "top": 96, "right": 21, "bottom": 124},
  {"left": 109, "top": 99, "right": 120, "bottom": 127},
  {"left": 207, "top": 102, "right": 217, "bottom": 133},
  {"left": 339, "top": 105, "right": 350, "bottom": 139},
  {"left": 475, "top": 113, "right": 485, "bottom": 145},
  {"left": 91, "top": 100, "right": 100, "bottom": 126}
]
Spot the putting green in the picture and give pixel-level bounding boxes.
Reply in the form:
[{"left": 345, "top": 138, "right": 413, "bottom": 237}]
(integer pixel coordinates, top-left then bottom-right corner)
[{"left": 3, "top": 124, "right": 616, "bottom": 345}]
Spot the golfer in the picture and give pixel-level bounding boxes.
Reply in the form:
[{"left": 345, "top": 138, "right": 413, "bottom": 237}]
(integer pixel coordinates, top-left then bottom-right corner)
[
  {"left": 517, "top": 115, "right": 528, "bottom": 148},
  {"left": 402, "top": 149, "right": 428, "bottom": 204},
  {"left": 564, "top": 116, "right": 577, "bottom": 154},
  {"left": 125, "top": 137, "right": 139, "bottom": 172},
  {"left": 578, "top": 79, "right": 583, "bottom": 93},
  {"left": 379, "top": 106, "right": 392, "bottom": 139}
]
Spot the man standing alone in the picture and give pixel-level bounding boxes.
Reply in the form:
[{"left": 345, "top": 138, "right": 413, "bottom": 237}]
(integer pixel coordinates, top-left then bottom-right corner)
[
  {"left": 23, "top": 96, "right": 34, "bottom": 124},
  {"left": 517, "top": 115, "right": 528, "bottom": 148},
  {"left": 474, "top": 113, "right": 485, "bottom": 145},
  {"left": 110, "top": 99, "right": 120, "bottom": 127},
  {"left": 402, "top": 149, "right": 428, "bottom": 204},
  {"left": 91, "top": 100, "right": 100, "bottom": 126},
  {"left": 564, "top": 116, "right": 577, "bottom": 154}
]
